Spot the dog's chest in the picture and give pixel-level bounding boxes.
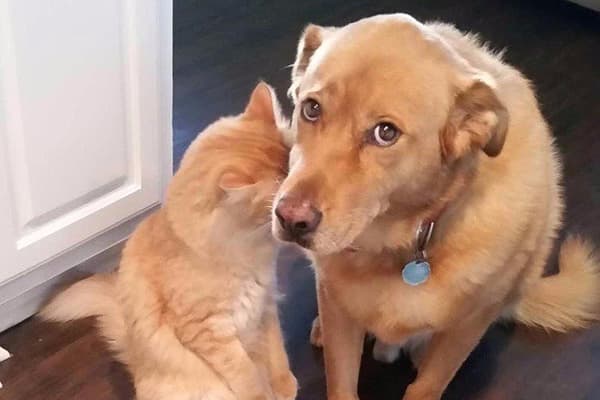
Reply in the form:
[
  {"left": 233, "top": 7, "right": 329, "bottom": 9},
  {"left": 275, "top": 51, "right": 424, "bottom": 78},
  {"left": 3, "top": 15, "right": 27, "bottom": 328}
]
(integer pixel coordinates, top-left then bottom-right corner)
[{"left": 326, "top": 262, "right": 445, "bottom": 341}]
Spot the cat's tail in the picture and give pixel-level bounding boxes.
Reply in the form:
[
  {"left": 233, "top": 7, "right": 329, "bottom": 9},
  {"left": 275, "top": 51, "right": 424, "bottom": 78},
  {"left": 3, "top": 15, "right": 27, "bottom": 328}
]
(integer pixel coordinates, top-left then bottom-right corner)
[
  {"left": 513, "top": 236, "right": 600, "bottom": 332},
  {"left": 40, "top": 274, "right": 127, "bottom": 360}
]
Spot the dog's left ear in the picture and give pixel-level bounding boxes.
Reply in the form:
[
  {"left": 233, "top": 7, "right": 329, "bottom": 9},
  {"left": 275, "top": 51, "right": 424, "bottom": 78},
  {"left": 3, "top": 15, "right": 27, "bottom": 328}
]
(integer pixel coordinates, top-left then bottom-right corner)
[{"left": 441, "top": 78, "right": 509, "bottom": 162}]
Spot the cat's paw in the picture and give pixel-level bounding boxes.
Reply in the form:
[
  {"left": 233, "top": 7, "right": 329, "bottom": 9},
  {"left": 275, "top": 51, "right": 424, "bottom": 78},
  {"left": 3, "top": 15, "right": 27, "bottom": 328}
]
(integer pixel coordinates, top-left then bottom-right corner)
[
  {"left": 271, "top": 371, "right": 298, "bottom": 400},
  {"left": 248, "top": 392, "right": 274, "bottom": 400},
  {"left": 310, "top": 316, "right": 322, "bottom": 348},
  {"left": 241, "top": 382, "right": 275, "bottom": 400}
]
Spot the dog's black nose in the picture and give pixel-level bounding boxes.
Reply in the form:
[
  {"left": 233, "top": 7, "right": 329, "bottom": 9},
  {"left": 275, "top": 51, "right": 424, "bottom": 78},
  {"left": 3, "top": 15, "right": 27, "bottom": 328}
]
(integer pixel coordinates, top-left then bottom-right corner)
[{"left": 275, "top": 196, "right": 322, "bottom": 238}]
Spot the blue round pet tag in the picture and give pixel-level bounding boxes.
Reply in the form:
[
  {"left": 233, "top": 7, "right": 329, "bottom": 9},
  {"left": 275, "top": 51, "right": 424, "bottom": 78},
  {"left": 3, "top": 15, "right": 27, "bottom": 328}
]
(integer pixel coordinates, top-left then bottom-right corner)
[{"left": 402, "top": 260, "right": 431, "bottom": 286}]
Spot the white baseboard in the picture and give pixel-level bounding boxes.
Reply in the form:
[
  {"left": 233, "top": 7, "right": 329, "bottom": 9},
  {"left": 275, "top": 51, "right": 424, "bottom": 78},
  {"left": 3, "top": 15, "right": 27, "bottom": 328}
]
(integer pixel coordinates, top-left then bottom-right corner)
[{"left": 0, "top": 207, "right": 155, "bottom": 333}]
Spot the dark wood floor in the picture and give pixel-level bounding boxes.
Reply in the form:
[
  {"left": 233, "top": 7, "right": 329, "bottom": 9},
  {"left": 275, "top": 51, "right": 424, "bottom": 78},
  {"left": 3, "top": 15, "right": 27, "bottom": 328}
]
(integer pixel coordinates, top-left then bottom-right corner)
[{"left": 1, "top": 1, "right": 599, "bottom": 399}]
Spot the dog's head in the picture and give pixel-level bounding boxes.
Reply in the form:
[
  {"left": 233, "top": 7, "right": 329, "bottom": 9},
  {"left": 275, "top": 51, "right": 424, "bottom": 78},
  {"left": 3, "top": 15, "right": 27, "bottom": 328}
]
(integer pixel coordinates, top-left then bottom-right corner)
[{"left": 272, "top": 14, "right": 508, "bottom": 254}]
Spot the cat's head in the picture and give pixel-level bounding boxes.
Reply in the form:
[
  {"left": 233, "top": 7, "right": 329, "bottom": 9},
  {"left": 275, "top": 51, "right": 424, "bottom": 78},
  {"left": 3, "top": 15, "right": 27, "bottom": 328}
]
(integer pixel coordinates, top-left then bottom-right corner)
[{"left": 166, "top": 82, "right": 290, "bottom": 245}]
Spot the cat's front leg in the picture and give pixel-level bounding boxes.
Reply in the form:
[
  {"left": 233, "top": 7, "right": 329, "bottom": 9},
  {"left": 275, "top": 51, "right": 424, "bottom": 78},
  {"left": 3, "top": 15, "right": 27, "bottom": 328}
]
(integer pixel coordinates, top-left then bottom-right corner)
[
  {"left": 176, "top": 315, "right": 274, "bottom": 400},
  {"left": 261, "top": 309, "right": 298, "bottom": 400}
]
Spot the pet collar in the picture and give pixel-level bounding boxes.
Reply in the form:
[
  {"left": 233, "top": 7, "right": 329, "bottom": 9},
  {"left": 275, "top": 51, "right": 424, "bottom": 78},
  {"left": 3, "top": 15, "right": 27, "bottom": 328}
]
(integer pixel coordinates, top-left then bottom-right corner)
[{"left": 402, "top": 219, "right": 436, "bottom": 286}]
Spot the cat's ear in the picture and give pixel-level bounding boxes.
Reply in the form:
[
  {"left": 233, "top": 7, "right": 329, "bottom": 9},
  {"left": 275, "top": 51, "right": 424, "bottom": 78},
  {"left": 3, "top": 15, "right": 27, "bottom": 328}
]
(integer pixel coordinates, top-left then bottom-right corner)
[
  {"left": 218, "top": 171, "right": 257, "bottom": 203},
  {"left": 244, "top": 81, "right": 284, "bottom": 125},
  {"left": 219, "top": 171, "right": 255, "bottom": 191}
]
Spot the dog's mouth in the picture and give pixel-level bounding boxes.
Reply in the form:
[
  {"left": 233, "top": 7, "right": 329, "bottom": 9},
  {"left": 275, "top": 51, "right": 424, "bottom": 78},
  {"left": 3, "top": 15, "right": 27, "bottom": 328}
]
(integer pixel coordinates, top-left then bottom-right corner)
[
  {"left": 273, "top": 228, "right": 314, "bottom": 249},
  {"left": 274, "top": 225, "right": 364, "bottom": 255},
  {"left": 271, "top": 194, "right": 382, "bottom": 254}
]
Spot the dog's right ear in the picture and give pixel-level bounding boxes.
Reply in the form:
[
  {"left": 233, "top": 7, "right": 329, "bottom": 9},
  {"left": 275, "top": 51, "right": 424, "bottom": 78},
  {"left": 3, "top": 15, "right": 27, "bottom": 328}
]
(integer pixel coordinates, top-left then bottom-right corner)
[{"left": 288, "top": 24, "right": 336, "bottom": 103}]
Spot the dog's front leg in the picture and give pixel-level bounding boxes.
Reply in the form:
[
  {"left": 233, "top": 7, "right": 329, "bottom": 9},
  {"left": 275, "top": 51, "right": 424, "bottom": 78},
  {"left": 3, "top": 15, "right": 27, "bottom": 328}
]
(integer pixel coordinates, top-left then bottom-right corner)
[
  {"left": 318, "top": 279, "right": 365, "bottom": 400},
  {"left": 402, "top": 310, "right": 497, "bottom": 400}
]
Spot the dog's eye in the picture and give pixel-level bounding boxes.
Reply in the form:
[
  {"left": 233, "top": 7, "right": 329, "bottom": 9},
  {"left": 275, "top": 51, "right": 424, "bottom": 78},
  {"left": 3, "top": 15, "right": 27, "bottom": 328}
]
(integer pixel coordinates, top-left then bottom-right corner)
[
  {"left": 301, "top": 99, "right": 321, "bottom": 122},
  {"left": 370, "top": 122, "right": 400, "bottom": 146}
]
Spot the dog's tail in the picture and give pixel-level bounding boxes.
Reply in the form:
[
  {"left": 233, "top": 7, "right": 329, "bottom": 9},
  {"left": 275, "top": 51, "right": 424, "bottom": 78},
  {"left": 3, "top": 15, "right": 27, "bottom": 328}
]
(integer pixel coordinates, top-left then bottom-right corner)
[
  {"left": 40, "top": 274, "right": 127, "bottom": 360},
  {"left": 513, "top": 236, "right": 600, "bottom": 332}
]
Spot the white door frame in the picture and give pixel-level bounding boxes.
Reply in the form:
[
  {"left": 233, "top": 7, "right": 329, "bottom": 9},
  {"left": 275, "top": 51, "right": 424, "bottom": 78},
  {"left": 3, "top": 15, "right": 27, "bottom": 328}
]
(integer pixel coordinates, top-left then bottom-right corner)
[{"left": 0, "top": 0, "right": 173, "bottom": 332}]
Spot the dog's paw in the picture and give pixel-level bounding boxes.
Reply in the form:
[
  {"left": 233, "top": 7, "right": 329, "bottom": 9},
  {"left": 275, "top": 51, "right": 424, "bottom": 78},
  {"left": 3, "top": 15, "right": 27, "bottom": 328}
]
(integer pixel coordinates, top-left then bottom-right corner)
[
  {"left": 372, "top": 339, "right": 401, "bottom": 364},
  {"left": 310, "top": 316, "right": 323, "bottom": 348},
  {"left": 271, "top": 371, "right": 298, "bottom": 400}
]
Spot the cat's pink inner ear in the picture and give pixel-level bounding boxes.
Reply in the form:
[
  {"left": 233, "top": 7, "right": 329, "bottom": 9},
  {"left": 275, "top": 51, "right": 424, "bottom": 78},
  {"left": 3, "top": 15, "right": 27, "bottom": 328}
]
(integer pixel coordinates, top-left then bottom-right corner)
[
  {"left": 244, "top": 82, "right": 276, "bottom": 122},
  {"left": 219, "top": 171, "right": 255, "bottom": 191}
]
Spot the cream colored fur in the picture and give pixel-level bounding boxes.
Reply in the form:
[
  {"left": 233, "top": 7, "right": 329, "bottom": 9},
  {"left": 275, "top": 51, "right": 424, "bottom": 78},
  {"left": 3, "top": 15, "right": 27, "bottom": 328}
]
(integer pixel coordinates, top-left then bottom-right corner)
[{"left": 42, "top": 83, "right": 297, "bottom": 400}]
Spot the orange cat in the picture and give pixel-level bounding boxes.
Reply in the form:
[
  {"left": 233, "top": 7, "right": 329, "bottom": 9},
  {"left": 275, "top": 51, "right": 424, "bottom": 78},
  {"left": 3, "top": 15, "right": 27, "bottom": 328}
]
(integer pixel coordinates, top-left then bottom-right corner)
[{"left": 41, "top": 83, "right": 297, "bottom": 400}]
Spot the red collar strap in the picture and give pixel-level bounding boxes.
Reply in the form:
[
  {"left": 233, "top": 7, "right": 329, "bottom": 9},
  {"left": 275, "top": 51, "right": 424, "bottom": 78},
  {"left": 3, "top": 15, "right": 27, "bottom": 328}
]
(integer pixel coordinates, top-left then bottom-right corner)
[
  {"left": 414, "top": 201, "right": 448, "bottom": 260},
  {"left": 415, "top": 219, "right": 435, "bottom": 260}
]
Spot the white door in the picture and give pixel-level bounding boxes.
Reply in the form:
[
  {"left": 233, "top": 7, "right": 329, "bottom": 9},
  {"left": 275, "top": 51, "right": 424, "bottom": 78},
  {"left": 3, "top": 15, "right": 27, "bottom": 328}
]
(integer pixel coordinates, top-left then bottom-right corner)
[{"left": 0, "top": 0, "right": 172, "bottom": 328}]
